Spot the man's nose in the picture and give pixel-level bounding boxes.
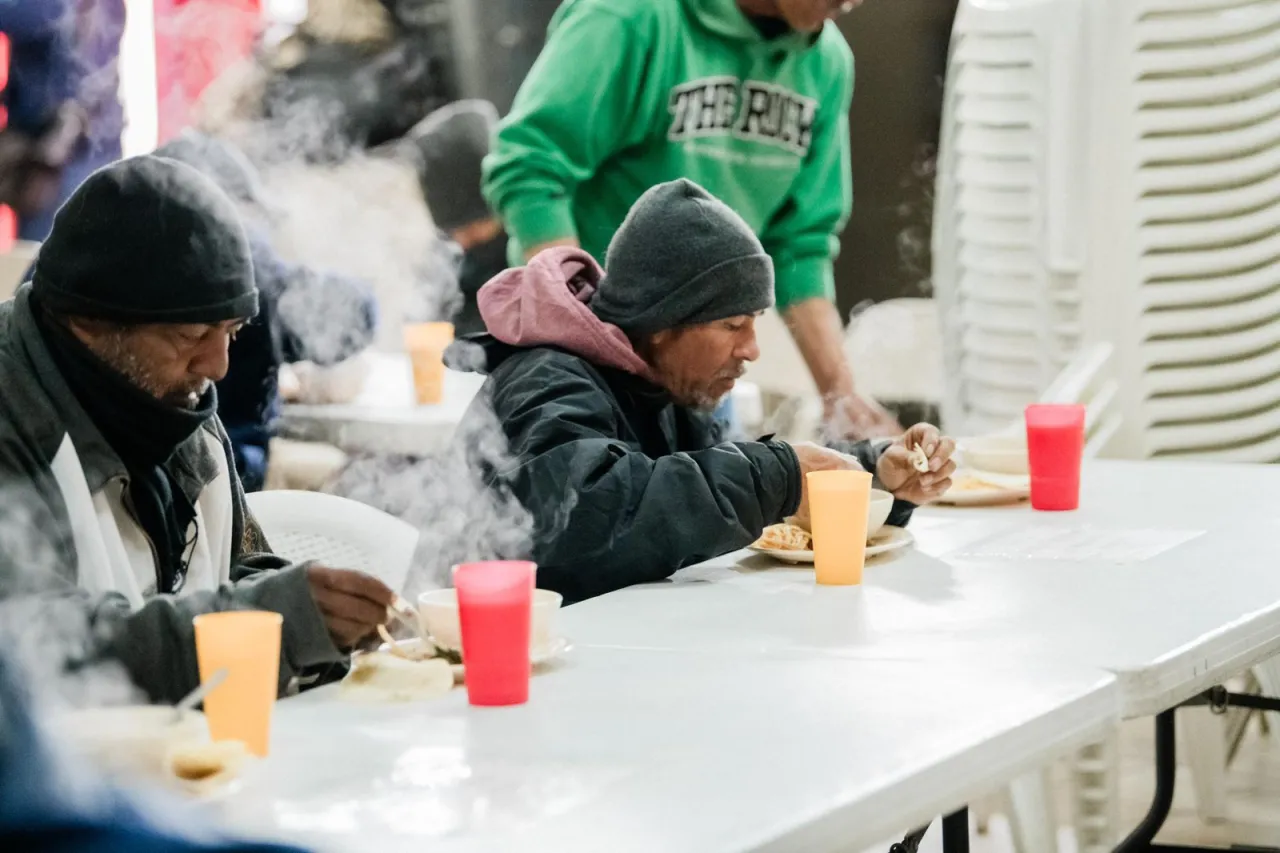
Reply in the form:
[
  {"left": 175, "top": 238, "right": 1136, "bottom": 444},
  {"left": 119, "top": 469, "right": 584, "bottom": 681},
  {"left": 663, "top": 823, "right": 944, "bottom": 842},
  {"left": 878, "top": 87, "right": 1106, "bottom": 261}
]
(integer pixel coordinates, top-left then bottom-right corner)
[
  {"left": 191, "top": 330, "right": 231, "bottom": 383},
  {"left": 736, "top": 331, "right": 761, "bottom": 363}
]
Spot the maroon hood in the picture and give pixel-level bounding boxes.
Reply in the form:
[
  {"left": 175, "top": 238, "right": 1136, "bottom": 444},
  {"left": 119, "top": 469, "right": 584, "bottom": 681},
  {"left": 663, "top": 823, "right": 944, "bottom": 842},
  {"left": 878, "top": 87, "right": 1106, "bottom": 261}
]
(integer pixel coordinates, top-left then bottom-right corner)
[{"left": 477, "top": 247, "right": 657, "bottom": 381}]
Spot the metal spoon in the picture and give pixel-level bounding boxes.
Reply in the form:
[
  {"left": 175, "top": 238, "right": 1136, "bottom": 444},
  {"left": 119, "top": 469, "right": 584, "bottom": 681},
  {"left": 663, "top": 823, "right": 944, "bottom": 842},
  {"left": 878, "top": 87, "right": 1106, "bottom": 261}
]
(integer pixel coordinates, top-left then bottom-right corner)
[{"left": 172, "top": 668, "right": 228, "bottom": 723}]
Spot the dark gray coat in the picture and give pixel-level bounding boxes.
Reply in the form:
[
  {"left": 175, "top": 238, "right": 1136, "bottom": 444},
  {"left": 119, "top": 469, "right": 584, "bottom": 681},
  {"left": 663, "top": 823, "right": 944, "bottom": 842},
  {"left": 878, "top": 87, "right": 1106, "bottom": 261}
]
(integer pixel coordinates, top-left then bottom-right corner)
[{"left": 0, "top": 286, "right": 343, "bottom": 702}]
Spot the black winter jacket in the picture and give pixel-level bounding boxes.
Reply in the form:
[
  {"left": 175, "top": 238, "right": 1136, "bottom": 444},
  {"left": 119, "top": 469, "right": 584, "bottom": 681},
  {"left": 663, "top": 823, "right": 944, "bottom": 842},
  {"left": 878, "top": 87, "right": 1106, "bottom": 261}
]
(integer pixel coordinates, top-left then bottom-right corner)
[{"left": 455, "top": 338, "right": 912, "bottom": 603}]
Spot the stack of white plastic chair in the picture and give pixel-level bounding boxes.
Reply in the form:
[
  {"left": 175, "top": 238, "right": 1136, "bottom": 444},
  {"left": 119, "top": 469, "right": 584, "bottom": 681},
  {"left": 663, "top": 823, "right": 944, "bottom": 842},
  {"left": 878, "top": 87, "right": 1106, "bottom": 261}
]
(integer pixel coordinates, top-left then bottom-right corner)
[
  {"left": 1078, "top": 0, "right": 1280, "bottom": 462},
  {"left": 937, "top": 0, "right": 1280, "bottom": 458},
  {"left": 934, "top": 0, "right": 1280, "bottom": 848},
  {"left": 933, "top": 0, "right": 1089, "bottom": 439}
]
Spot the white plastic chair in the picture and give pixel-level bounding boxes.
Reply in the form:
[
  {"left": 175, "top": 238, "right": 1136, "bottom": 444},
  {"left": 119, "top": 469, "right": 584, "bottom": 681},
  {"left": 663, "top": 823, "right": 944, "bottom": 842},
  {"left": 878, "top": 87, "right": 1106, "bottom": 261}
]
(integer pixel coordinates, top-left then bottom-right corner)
[{"left": 246, "top": 490, "right": 420, "bottom": 594}]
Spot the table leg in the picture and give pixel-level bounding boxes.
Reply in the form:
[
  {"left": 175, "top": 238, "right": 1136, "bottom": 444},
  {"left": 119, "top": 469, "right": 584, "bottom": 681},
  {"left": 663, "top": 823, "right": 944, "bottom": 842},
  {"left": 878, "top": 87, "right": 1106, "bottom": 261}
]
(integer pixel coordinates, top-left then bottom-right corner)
[
  {"left": 1114, "top": 704, "right": 1280, "bottom": 853},
  {"left": 1114, "top": 710, "right": 1176, "bottom": 853},
  {"left": 943, "top": 808, "right": 971, "bottom": 853},
  {"left": 889, "top": 825, "right": 930, "bottom": 853}
]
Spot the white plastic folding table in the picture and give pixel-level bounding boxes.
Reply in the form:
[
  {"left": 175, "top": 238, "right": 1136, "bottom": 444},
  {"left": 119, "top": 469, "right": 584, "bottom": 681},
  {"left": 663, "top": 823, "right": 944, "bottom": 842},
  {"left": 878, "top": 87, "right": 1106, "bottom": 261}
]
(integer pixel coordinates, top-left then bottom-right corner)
[
  {"left": 217, "top": 460, "right": 1280, "bottom": 853},
  {"left": 220, "top": 648, "right": 1116, "bottom": 853},
  {"left": 564, "top": 460, "right": 1280, "bottom": 853}
]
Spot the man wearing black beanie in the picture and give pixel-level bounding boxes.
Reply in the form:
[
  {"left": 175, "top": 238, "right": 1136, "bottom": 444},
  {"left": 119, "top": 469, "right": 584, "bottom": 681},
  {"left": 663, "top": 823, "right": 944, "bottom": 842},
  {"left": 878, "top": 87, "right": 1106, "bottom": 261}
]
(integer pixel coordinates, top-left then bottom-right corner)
[
  {"left": 0, "top": 156, "right": 396, "bottom": 703},
  {"left": 450, "top": 179, "right": 957, "bottom": 604}
]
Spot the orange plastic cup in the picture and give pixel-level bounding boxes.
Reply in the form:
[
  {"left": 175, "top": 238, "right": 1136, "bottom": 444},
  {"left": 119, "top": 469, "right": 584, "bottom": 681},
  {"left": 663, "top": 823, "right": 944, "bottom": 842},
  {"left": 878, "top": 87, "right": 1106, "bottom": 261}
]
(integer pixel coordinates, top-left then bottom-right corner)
[
  {"left": 807, "top": 470, "right": 873, "bottom": 586},
  {"left": 403, "top": 322, "right": 455, "bottom": 405},
  {"left": 193, "top": 611, "right": 282, "bottom": 757}
]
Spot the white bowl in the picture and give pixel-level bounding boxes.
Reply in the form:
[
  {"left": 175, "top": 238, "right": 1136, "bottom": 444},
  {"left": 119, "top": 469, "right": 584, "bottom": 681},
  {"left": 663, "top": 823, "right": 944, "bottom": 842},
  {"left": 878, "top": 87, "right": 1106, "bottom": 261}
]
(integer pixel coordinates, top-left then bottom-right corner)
[
  {"left": 961, "top": 435, "right": 1029, "bottom": 475},
  {"left": 868, "top": 488, "right": 894, "bottom": 538},
  {"left": 418, "top": 588, "right": 563, "bottom": 657},
  {"left": 60, "top": 706, "right": 208, "bottom": 783}
]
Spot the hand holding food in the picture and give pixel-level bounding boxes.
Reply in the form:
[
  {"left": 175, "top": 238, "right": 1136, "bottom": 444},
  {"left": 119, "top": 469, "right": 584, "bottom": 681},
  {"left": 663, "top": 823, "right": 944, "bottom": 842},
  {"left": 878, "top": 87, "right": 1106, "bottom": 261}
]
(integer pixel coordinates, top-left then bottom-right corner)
[
  {"left": 306, "top": 566, "right": 397, "bottom": 650},
  {"left": 876, "top": 424, "right": 957, "bottom": 505}
]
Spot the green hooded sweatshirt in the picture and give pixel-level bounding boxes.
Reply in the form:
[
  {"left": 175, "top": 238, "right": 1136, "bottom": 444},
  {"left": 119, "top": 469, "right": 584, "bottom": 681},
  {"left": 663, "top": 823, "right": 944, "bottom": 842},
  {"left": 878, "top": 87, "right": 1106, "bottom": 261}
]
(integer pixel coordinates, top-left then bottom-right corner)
[{"left": 483, "top": 0, "right": 854, "bottom": 310}]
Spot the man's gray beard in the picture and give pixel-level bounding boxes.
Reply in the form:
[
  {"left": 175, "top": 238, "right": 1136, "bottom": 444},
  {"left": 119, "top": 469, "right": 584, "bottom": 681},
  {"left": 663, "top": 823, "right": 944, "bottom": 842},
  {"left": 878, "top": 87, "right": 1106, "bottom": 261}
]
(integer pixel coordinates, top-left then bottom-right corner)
[
  {"left": 673, "top": 386, "right": 730, "bottom": 414},
  {"left": 95, "top": 337, "right": 207, "bottom": 409},
  {"left": 692, "top": 391, "right": 729, "bottom": 414}
]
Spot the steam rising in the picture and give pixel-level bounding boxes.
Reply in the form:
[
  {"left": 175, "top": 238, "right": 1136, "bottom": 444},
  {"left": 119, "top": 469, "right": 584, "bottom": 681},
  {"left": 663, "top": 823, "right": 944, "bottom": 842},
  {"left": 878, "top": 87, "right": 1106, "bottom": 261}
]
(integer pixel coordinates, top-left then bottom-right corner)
[
  {"left": 0, "top": 495, "right": 138, "bottom": 711},
  {"left": 896, "top": 144, "right": 937, "bottom": 297},
  {"left": 260, "top": 153, "right": 461, "bottom": 346},
  {"left": 330, "top": 398, "right": 535, "bottom": 595}
]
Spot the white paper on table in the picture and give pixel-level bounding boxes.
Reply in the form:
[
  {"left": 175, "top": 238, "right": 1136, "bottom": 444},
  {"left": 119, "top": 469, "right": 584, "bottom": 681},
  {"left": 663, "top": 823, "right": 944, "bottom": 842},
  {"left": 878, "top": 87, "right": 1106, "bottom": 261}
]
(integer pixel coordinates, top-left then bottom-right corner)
[{"left": 948, "top": 525, "right": 1205, "bottom": 565}]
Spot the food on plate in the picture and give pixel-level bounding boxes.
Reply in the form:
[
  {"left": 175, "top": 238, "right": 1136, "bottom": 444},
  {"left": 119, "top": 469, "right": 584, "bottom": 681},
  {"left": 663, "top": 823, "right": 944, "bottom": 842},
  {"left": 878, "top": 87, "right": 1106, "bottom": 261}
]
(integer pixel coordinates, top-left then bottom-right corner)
[
  {"left": 341, "top": 648, "right": 455, "bottom": 702},
  {"left": 754, "top": 523, "right": 813, "bottom": 551},
  {"left": 909, "top": 444, "right": 931, "bottom": 473},
  {"left": 168, "top": 740, "right": 249, "bottom": 793}
]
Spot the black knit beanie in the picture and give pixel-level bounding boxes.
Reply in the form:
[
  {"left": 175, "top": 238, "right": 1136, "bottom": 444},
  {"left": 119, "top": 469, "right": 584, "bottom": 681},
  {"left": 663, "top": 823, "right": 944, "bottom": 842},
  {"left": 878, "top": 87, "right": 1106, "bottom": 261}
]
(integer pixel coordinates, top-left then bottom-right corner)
[
  {"left": 32, "top": 156, "right": 258, "bottom": 324},
  {"left": 592, "top": 179, "right": 774, "bottom": 335},
  {"left": 408, "top": 99, "right": 498, "bottom": 232}
]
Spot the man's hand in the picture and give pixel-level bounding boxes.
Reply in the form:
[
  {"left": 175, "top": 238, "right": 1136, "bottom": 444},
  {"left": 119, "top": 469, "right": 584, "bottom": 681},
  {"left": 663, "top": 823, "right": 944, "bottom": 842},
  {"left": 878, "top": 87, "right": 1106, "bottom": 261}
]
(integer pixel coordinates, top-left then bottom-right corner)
[
  {"left": 306, "top": 566, "right": 396, "bottom": 650},
  {"left": 876, "top": 423, "right": 957, "bottom": 505},
  {"left": 789, "top": 441, "right": 866, "bottom": 530}
]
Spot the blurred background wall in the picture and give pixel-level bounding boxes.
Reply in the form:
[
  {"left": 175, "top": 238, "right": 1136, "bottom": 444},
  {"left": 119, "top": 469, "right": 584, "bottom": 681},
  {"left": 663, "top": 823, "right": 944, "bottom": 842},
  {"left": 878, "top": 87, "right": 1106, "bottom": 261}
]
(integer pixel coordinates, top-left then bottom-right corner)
[{"left": 833, "top": 0, "right": 959, "bottom": 316}]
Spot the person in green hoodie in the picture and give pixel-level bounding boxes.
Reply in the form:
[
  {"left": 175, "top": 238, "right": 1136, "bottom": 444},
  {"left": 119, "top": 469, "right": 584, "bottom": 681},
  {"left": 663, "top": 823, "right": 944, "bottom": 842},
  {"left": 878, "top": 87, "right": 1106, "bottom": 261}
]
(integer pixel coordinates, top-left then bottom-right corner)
[{"left": 483, "top": 0, "right": 900, "bottom": 438}]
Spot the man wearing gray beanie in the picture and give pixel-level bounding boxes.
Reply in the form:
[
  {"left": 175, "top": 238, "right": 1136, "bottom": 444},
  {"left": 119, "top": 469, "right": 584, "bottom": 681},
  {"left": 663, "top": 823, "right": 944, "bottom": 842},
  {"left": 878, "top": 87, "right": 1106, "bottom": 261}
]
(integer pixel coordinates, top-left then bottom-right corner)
[
  {"left": 0, "top": 156, "right": 396, "bottom": 704},
  {"left": 451, "top": 179, "right": 956, "bottom": 604}
]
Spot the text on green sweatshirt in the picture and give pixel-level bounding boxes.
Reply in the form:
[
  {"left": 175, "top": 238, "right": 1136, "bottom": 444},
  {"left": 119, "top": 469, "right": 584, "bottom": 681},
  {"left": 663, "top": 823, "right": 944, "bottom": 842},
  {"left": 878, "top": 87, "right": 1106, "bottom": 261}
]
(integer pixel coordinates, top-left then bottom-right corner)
[{"left": 483, "top": 0, "right": 854, "bottom": 310}]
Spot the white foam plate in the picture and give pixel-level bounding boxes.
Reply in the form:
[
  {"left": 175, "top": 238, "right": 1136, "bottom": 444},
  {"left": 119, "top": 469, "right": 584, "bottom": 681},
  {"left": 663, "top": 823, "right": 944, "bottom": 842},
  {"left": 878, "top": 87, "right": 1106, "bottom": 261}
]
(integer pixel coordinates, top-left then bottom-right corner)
[
  {"left": 383, "top": 637, "right": 574, "bottom": 682},
  {"left": 747, "top": 525, "right": 914, "bottom": 565},
  {"left": 935, "top": 470, "right": 1031, "bottom": 507}
]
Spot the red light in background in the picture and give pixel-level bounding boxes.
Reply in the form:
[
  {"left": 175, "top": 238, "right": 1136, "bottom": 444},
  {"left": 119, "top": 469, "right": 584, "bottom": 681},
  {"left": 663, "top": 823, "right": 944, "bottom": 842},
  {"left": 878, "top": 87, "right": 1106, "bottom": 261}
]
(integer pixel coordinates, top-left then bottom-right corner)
[{"left": 0, "top": 32, "right": 13, "bottom": 248}]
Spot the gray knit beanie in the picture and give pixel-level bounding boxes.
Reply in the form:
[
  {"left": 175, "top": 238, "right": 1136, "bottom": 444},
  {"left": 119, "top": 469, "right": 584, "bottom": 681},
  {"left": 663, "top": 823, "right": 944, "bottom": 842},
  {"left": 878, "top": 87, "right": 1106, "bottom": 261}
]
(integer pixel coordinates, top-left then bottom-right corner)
[
  {"left": 408, "top": 99, "right": 498, "bottom": 232},
  {"left": 592, "top": 179, "right": 774, "bottom": 334}
]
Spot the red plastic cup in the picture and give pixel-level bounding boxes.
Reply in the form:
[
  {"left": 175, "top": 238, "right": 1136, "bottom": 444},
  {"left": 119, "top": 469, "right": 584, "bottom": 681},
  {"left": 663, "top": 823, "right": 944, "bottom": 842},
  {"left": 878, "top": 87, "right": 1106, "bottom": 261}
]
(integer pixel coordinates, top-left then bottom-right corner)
[
  {"left": 1025, "top": 404, "right": 1086, "bottom": 511},
  {"left": 454, "top": 561, "right": 535, "bottom": 706}
]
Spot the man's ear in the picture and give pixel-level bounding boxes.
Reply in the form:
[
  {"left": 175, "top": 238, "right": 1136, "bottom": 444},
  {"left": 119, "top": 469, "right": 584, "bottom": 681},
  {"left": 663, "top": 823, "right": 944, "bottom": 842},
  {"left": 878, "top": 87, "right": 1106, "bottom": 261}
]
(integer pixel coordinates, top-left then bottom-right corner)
[
  {"left": 649, "top": 329, "right": 673, "bottom": 347},
  {"left": 66, "top": 317, "right": 116, "bottom": 346}
]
